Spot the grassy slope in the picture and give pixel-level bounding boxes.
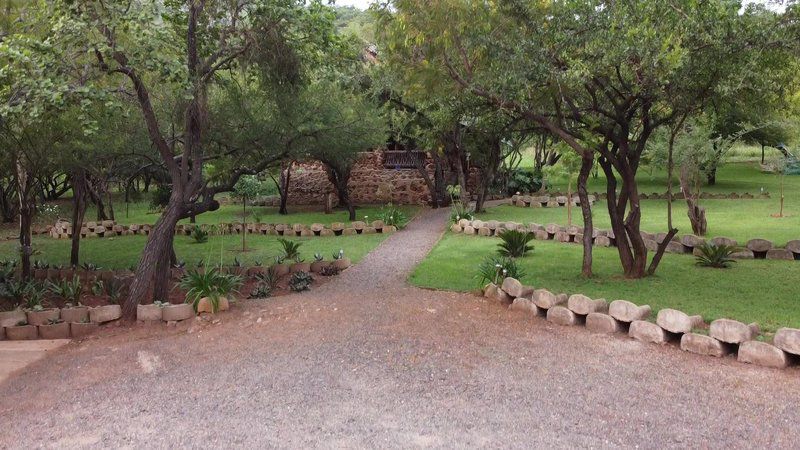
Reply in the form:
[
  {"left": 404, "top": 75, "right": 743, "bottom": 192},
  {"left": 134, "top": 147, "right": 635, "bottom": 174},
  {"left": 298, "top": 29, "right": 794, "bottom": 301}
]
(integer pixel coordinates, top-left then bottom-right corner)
[
  {"left": 0, "top": 233, "right": 387, "bottom": 269},
  {"left": 410, "top": 234, "right": 800, "bottom": 333},
  {"left": 484, "top": 162, "right": 800, "bottom": 243}
]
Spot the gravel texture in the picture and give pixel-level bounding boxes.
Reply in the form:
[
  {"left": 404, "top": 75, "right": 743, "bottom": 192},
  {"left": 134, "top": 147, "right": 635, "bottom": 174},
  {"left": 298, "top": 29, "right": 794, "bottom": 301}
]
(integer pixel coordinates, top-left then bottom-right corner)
[{"left": 1, "top": 207, "right": 799, "bottom": 448}]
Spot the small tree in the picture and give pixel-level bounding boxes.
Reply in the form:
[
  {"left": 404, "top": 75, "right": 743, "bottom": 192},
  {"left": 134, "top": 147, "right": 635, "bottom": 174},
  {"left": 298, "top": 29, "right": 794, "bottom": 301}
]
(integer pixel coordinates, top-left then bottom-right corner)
[
  {"left": 233, "top": 175, "right": 266, "bottom": 251},
  {"left": 543, "top": 149, "right": 582, "bottom": 227}
]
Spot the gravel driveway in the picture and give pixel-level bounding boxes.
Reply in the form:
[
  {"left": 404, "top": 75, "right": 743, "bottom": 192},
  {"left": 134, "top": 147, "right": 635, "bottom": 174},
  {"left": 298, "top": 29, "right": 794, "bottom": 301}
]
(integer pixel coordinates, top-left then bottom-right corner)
[{"left": 1, "top": 208, "right": 799, "bottom": 449}]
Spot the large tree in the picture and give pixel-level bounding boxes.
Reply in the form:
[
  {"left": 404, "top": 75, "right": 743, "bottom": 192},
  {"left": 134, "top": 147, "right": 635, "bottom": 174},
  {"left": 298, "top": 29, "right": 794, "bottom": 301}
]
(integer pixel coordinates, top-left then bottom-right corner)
[{"left": 381, "top": 0, "right": 789, "bottom": 278}]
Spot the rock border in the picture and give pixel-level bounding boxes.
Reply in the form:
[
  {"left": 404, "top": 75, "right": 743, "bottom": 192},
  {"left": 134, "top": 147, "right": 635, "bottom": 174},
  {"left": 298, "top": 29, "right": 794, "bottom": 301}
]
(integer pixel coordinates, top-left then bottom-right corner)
[
  {"left": 490, "top": 276, "right": 799, "bottom": 371},
  {"left": 451, "top": 219, "right": 800, "bottom": 262},
  {"left": 44, "top": 219, "right": 398, "bottom": 240}
]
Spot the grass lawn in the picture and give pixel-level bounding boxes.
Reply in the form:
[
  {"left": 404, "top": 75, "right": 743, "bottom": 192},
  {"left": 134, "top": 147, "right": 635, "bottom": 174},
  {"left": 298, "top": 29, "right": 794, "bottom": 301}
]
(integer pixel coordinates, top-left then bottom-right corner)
[
  {"left": 410, "top": 233, "right": 800, "bottom": 334},
  {"left": 482, "top": 162, "right": 800, "bottom": 244},
  {"left": 0, "top": 233, "right": 389, "bottom": 269}
]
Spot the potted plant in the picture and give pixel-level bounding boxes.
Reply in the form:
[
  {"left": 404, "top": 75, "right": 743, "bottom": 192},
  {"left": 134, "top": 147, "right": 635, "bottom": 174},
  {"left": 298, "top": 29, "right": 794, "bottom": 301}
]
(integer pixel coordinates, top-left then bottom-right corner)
[
  {"left": 290, "top": 255, "right": 311, "bottom": 274},
  {"left": 6, "top": 320, "right": 37, "bottom": 340},
  {"left": 310, "top": 253, "right": 330, "bottom": 273},
  {"left": 179, "top": 268, "right": 242, "bottom": 314},
  {"left": 331, "top": 249, "right": 351, "bottom": 270},
  {"left": 60, "top": 302, "right": 90, "bottom": 323},
  {"left": 38, "top": 318, "right": 70, "bottom": 339},
  {"left": 271, "top": 255, "right": 290, "bottom": 277}
]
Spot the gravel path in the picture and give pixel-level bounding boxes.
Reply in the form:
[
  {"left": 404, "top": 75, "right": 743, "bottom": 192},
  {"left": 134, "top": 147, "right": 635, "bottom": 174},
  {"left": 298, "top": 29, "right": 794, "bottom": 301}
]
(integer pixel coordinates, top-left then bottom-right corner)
[{"left": 1, "top": 207, "right": 799, "bottom": 449}]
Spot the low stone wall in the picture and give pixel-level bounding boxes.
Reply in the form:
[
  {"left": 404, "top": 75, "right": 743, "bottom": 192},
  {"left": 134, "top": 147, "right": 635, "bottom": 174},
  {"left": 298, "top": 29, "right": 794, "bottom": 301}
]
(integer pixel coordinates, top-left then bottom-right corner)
[
  {"left": 489, "top": 276, "right": 800, "bottom": 370},
  {"left": 510, "top": 191, "right": 770, "bottom": 208},
  {"left": 46, "top": 219, "right": 398, "bottom": 239},
  {"left": 450, "top": 219, "right": 800, "bottom": 262}
]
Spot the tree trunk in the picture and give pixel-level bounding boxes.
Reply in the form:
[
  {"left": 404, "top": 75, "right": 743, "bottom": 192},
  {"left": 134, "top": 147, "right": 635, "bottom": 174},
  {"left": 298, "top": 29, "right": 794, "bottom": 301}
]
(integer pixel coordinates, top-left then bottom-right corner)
[
  {"left": 15, "top": 159, "right": 34, "bottom": 281},
  {"left": 706, "top": 168, "right": 716, "bottom": 186},
  {"left": 325, "top": 166, "right": 355, "bottom": 221},
  {"left": 680, "top": 164, "right": 707, "bottom": 235},
  {"left": 242, "top": 197, "right": 247, "bottom": 251},
  {"left": 577, "top": 153, "right": 594, "bottom": 278},
  {"left": 761, "top": 144, "right": 765, "bottom": 164},
  {"left": 70, "top": 170, "right": 89, "bottom": 267},
  {"left": 599, "top": 156, "right": 647, "bottom": 278},
  {"left": 278, "top": 161, "right": 293, "bottom": 215},
  {"left": 474, "top": 137, "right": 502, "bottom": 213},
  {"left": 124, "top": 195, "right": 183, "bottom": 318}
]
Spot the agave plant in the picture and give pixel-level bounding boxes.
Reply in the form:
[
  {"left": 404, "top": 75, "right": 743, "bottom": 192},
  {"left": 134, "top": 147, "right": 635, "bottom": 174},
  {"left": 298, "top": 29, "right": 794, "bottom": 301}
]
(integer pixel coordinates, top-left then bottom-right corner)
[
  {"left": 278, "top": 238, "right": 302, "bottom": 260},
  {"left": 497, "top": 230, "right": 535, "bottom": 258},
  {"left": 289, "top": 271, "right": 313, "bottom": 292},
  {"left": 179, "top": 268, "right": 242, "bottom": 312},
  {"left": 695, "top": 243, "right": 737, "bottom": 268},
  {"left": 377, "top": 204, "right": 409, "bottom": 229},
  {"left": 191, "top": 225, "right": 209, "bottom": 243}
]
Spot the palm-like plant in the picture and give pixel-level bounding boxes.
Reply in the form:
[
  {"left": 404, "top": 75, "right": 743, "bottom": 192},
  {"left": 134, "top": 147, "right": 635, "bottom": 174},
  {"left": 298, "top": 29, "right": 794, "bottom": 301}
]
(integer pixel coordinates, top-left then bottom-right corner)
[
  {"left": 48, "top": 276, "right": 83, "bottom": 304},
  {"left": 179, "top": 268, "right": 243, "bottom": 312},
  {"left": 695, "top": 243, "right": 737, "bottom": 268},
  {"left": 191, "top": 226, "right": 209, "bottom": 243},
  {"left": 278, "top": 238, "right": 302, "bottom": 260},
  {"left": 497, "top": 230, "right": 535, "bottom": 258},
  {"left": 476, "top": 256, "right": 525, "bottom": 285}
]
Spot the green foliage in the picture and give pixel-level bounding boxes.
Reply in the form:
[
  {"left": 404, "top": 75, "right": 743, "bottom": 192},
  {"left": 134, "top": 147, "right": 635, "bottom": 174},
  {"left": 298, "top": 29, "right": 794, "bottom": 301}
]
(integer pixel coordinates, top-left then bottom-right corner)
[
  {"left": 2, "top": 280, "right": 48, "bottom": 310},
  {"left": 278, "top": 239, "right": 302, "bottom": 260},
  {"left": 234, "top": 175, "right": 267, "bottom": 203},
  {"left": 191, "top": 226, "right": 209, "bottom": 244},
  {"left": 48, "top": 276, "right": 82, "bottom": 304},
  {"left": 449, "top": 201, "right": 474, "bottom": 224},
  {"left": 376, "top": 204, "right": 409, "bottom": 229},
  {"left": 179, "top": 268, "right": 243, "bottom": 313},
  {"left": 313, "top": 253, "right": 324, "bottom": 262},
  {"left": 91, "top": 279, "right": 104, "bottom": 297},
  {"left": 149, "top": 185, "right": 172, "bottom": 212},
  {"left": 255, "top": 267, "right": 281, "bottom": 292},
  {"left": 332, "top": 249, "right": 344, "bottom": 260},
  {"left": 289, "top": 271, "right": 313, "bottom": 292},
  {"left": 476, "top": 256, "right": 525, "bottom": 286},
  {"left": 502, "top": 168, "right": 542, "bottom": 196},
  {"left": 695, "top": 244, "right": 737, "bottom": 269},
  {"left": 102, "top": 278, "right": 125, "bottom": 305},
  {"left": 497, "top": 230, "right": 535, "bottom": 258}
]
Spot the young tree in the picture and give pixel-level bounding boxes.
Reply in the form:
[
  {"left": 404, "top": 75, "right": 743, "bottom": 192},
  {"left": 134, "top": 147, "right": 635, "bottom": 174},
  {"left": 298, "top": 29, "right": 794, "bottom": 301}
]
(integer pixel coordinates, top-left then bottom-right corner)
[{"left": 233, "top": 175, "right": 266, "bottom": 252}]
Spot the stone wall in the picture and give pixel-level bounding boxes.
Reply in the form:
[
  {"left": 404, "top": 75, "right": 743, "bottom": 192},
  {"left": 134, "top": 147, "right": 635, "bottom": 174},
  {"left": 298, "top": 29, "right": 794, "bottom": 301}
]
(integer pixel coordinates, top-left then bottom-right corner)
[{"left": 285, "top": 150, "right": 476, "bottom": 206}]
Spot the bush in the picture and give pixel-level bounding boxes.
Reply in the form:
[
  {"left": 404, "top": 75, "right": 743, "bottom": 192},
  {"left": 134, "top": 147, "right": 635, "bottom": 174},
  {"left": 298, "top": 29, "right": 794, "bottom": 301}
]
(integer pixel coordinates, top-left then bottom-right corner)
[
  {"left": 48, "top": 276, "right": 83, "bottom": 304},
  {"left": 179, "top": 268, "right": 243, "bottom": 312},
  {"left": 149, "top": 184, "right": 172, "bottom": 211},
  {"left": 249, "top": 283, "right": 272, "bottom": 299},
  {"left": 255, "top": 267, "right": 280, "bottom": 291},
  {"left": 289, "top": 271, "right": 313, "bottom": 292},
  {"left": 377, "top": 204, "right": 409, "bottom": 229},
  {"left": 476, "top": 256, "right": 525, "bottom": 286},
  {"left": 501, "top": 168, "right": 543, "bottom": 196},
  {"left": 497, "top": 230, "right": 535, "bottom": 258},
  {"left": 449, "top": 200, "right": 474, "bottom": 223},
  {"left": 695, "top": 243, "right": 737, "bottom": 268}
]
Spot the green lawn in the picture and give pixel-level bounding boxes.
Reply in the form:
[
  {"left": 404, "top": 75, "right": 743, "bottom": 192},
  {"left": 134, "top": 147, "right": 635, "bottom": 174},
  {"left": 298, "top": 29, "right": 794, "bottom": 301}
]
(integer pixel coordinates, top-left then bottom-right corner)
[
  {"left": 483, "top": 162, "right": 800, "bottom": 244},
  {"left": 0, "top": 233, "right": 388, "bottom": 269},
  {"left": 410, "top": 233, "right": 800, "bottom": 334}
]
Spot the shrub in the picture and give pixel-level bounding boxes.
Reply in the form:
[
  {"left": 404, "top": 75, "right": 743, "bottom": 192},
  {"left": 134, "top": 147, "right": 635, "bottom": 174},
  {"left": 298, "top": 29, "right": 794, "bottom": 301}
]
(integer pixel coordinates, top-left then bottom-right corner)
[
  {"left": 289, "top": 271, "right": 313, "bottom": 292},
  {"left": 377, "top": 204, "right": 409, "bottom": 229},
  {"left": 695, "top": 243, "right": 737, "bottom": 268},
  {"left": 476, "top": 256, "right": 525, "bottom": 286},
  {"left": 500, "top": 168, "right": 543, "bottom": 196},
  {"left": 191, "top": 226, "right": 209, "bottom": 243},
  {"left": 48, "top": 276, "right": 83, "bottom": 304},
  {"left": 103, "top": 278, "right": 125, "bottom": 304},
  {"left": 320, "top": 265, "right": 340, "bottom": 277},
  {"left": 449, "top": 200, "right": 474, "bottom": 223},
  {"left": 149, "top": 184, "right": 172, "bottom": 211},
  {"left": 278, "top": 238, "right": 302, "bottom": 260},
  {"left": 179, "top": 268, "right": 243, "bottom": 312},
  {"left": 497, "top": 230, "right": 535, "bottom": 258}
]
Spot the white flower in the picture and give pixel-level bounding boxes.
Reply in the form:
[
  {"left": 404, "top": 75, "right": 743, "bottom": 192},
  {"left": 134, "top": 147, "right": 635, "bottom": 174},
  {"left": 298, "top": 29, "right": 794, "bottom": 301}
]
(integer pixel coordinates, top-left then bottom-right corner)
[
  {"left": 495, "top": 264, "right": 502, "bottom": 268},
  {"left": 502, "top": 269, "right": 508, "bottom": 275}
]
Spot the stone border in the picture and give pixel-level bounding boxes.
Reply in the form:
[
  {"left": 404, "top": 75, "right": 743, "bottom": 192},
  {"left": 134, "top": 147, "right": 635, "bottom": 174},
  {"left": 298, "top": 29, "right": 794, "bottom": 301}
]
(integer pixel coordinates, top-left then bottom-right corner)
[
  {"left": 510, "top": 191, "right": 770, "bottom": 208},
  {"left": 489, "top": 277, "right": 800, "bottom": 370},
  {"left": 44, "top": 219, "right": 398, "bottom": 240},
  {"left": 450, "top": 219, "right": 800, "bottom": 262}
]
